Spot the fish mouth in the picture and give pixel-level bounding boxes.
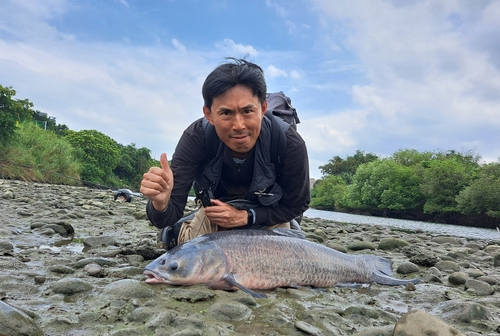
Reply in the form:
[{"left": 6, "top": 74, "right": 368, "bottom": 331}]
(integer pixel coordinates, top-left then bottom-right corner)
[{"left": 144, "top": 269, "right": 168, "bottom": 284}]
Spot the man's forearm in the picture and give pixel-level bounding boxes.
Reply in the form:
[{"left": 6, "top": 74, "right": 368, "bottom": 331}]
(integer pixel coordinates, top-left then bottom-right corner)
[
  {"left": 152, "top": 199, "right": 169, "bottom": 212},
  {"left": 146, "top": 200, "right": 176, "bottom": 229}
]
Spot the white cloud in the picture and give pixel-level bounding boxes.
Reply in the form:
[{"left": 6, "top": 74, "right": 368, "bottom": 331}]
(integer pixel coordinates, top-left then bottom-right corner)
[
  {"left": 116, "top": 0, "right": 129, "bottom": 7},
  {"left": 216, "top": 39, "right": 258, "bottom": 57},
  {"left": 0, "top": 6, "right": 213, "bottom": 159},
  {"left": 9, "top": 41, "right": 209, "bottom": 157},
  {"left": 299, "top": 109, "right": 368, "bottom": 152},
  {"left": 307, "top": 0, "right": 500, "bottom": 163},
  {"left": 266, "top": 0, "right": 287, "bottom": 18},
  {"left": 298, "top": 109, "right": 370, "bottom": 178},
  {"left": 290, "top": 70, "right": 302, "bottom": 80},
  {"left": 266, "top": 65, "right": 288, "bottom": 78},
  {"left": 265, "top": 0, "right": 308, "bottom": 36},
  {"left": 172, "top": 38, "right": 187, "bottom": 52},
  {"left": 312, "top": 0, "right": 500, "bottom": 107},
  {"left": 0, "top": 0, "right": 69, "bottom": 42}
]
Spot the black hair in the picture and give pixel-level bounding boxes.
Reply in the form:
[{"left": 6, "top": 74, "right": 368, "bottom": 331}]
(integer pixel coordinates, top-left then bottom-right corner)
[{"left": 202, "top": 58, "right": 267, "bottom": 110}]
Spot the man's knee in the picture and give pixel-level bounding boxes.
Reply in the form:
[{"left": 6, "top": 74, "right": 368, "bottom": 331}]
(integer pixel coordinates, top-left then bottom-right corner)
[
  {"left": 266, "top": 222, "right": 291, "bottom": 230},
  {"left": 178, "top": 208, "right": 218, "bottom": 244}
]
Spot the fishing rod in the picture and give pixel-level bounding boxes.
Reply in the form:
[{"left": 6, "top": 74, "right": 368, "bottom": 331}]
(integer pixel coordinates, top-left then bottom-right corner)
[{"left": 0, "top": 159, "right": 146, "bottom": 203}]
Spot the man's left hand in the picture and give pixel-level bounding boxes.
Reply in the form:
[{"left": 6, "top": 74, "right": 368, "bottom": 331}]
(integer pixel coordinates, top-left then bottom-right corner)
[{"left": 203, "top": 199, "right": 247, "bottom": 228}]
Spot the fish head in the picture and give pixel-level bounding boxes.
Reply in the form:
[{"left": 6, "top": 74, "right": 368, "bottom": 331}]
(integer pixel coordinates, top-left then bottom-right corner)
[{"left": 144, "top": 237, "right": 228, "bottom": 286}]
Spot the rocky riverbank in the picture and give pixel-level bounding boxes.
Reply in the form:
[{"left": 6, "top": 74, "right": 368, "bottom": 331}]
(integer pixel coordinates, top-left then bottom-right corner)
[{"left": 0, "top": 178, "right": 499, "bottom": 336}]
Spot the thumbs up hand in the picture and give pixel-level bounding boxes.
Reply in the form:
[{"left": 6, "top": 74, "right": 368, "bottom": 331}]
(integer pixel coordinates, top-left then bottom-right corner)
[{"left": 140, "top": 153, "right": 174, "bottom": 211}]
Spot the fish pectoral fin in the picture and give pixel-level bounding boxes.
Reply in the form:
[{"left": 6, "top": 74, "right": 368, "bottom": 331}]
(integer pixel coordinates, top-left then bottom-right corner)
[{"left": 223, "top": 273, "right": 267, "bottom": 299}]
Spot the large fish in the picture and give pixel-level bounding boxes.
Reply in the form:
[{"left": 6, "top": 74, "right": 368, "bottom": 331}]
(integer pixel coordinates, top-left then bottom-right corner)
[{"left": 144, "top": 229, "right": 419, "bottom": 298}]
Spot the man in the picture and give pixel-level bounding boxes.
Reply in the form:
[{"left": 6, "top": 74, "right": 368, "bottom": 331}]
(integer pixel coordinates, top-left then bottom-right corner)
[{"left": 140, "top": 58, "right": 310, "bottom": 249}]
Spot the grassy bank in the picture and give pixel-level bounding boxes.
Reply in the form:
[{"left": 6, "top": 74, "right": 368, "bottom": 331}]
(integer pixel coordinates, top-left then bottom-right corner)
[{"left": 0, "top": 122, "right": 81, "bottom": 185}]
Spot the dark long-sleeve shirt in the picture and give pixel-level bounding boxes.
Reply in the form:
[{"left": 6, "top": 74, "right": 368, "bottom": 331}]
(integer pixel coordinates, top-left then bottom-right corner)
[{"left": 146, "top": 118, "right": 310, "bottom": 228}]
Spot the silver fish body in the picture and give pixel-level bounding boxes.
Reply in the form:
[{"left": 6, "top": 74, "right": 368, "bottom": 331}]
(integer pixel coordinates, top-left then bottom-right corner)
[{"left": 144, "top": 229, "right": 419, "bottom": 297}]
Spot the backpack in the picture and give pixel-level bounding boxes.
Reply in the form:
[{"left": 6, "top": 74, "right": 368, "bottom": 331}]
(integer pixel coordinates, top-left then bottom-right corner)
[
  {"left": 266, "top": 91, "right": 300, "bottom": 130},
  {"left": 203, "top": 91, "right": 300, "bottom": 169}
]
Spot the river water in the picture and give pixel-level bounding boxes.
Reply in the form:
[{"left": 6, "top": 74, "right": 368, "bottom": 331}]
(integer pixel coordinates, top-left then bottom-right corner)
[{"left": 304, "top": 208, "right": 500, "bottom": 242}]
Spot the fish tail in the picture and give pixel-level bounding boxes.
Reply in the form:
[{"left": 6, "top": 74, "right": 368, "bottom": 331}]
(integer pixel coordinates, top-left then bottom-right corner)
[{"left": 368, "top": 255, "right": 420, "bottom": 286}]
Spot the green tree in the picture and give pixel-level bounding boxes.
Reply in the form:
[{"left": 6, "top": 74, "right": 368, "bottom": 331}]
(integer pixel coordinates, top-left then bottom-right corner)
[
  {"left": 310, "top": 175, "right": 348, "bottom": 210},
  {"left": 456, "top": 162, "right": 500, "bottom": 218},
  {"left": 319, "top": 150, "right": 379, "bottom": 184},
  {"left": 50, "top": 123, "right": 70, "bottom": 136},
  {"left": 432, "top": 149, "right": 481, "bottom": 176},
  {"left": 65, "top": 130, "right": 119, "bottom": 184},
  {"left": 420, "top": 157, "right": 476, "bottom": 214},
  {"left": 114, "top": 143, "right": 154, "bottom": 190},
  {"left": 0, "top": 85, "right": 34, "bottom": 145},
  {"left": 344, "top": 159, "right": 424, "bottom": 211},
  {"left": 391, "top": 149, "right": 434, "bottom": 167}
]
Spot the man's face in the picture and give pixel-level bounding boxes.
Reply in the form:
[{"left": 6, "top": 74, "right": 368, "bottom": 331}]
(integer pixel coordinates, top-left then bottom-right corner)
[{"left": 203, "top": 85, "right": 267, "bottom": 159}]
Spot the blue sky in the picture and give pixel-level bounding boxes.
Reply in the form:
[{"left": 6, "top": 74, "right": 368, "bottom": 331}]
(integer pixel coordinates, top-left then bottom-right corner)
[{"left": 1, "top": 0, "right": 499, "bottom": 180}]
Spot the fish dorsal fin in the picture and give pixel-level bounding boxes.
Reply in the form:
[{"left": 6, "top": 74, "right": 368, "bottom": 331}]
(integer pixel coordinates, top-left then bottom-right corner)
[{"left": 269, "top": 228, "right": 306, "bottom": 239}]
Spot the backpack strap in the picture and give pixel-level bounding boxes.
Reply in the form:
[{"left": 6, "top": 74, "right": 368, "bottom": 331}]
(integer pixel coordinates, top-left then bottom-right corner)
[
  {"left": 265, "top": 110, "right": 288, "bottom": 171},
  {"left": 202, "top": 117, "right": 219, "bottom": 160}
]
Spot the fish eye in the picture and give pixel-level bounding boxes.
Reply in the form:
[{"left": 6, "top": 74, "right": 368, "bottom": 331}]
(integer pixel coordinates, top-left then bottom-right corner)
[{"left": 170, "top": 261, "right": 178, "bottom": 271}]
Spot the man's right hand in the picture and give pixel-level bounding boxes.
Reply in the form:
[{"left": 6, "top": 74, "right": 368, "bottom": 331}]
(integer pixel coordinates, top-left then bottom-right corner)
[{"left": 140, "top": 153, "right": 174, "bottom": 211}]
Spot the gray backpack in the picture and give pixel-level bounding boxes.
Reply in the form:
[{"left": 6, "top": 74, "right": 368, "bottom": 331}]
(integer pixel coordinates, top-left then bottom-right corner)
[{"left": 266, "top": 91, "right": 300, "bottom": 130}]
